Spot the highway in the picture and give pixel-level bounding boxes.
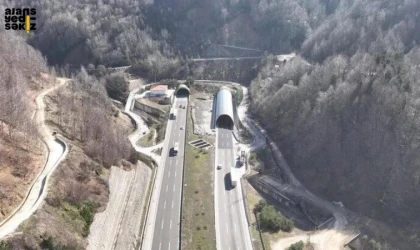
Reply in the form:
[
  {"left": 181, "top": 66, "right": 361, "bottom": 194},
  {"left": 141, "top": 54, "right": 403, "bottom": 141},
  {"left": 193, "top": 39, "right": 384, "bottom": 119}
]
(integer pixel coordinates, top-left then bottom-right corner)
[
  {"left": 215, "top": 128, "right": 253, "bottom": 250},
  {"left": 151, "top": 96, "right": 188, "bottom": 250}
]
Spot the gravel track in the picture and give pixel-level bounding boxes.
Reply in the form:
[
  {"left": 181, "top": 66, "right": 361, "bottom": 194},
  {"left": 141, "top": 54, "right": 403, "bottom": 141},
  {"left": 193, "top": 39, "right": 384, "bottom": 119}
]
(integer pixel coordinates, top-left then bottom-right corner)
[{"left": 87, "top": 163, "right": 151, "bottom": 250}]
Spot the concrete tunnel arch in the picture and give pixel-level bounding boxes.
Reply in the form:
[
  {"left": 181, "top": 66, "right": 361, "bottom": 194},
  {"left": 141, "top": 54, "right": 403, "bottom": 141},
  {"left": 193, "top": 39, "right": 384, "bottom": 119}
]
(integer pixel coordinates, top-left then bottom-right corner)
[
  {"left": 215, "top": 86, "right": 235, "bottom": 129},
  {"left": 176, "top": 84, "right": 190, "bottom": 97}
]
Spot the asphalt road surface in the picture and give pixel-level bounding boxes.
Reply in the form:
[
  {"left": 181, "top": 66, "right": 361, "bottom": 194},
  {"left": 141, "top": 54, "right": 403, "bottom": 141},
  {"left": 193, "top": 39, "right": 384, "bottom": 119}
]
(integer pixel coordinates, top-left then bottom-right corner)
[
  {"left": 215, "top": 128, "right": 252, "bottom": 250},
  {"left": 151, "top": 96, "right": 188, "bottom": 250}
]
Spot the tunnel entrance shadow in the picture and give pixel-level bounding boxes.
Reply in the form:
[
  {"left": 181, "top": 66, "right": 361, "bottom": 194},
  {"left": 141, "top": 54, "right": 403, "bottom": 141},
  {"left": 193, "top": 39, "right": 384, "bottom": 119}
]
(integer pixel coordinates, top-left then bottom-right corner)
[
  {"left": 176, "top": 89, "right": 189, "bottom": 98},
  {"left": 216, "top": 115, "right": 234, "bottom": 130}
]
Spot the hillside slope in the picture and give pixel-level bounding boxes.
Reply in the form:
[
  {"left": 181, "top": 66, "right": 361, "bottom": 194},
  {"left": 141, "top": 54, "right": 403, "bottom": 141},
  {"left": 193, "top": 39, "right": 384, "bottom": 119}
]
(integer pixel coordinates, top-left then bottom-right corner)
[
  {"left": 0, "top": 32, "right": 50, "bottom": 223},
  {"left": 250, "top": 1, "right": 420, "bottom": 248}
]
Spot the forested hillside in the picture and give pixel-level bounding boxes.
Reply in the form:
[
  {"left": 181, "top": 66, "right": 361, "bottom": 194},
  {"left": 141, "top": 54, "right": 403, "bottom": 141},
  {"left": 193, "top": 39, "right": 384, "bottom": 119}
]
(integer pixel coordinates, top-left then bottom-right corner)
[
  {"left": 250, "top": 0, "right": 420, "bottom": 248},
  {"left": 0, "top": 31, "right": 51, "bottom": 221},
  {"left": 5, "top": 0, "right": 345, "bottom": 82},
  {"left": 5, "top": 0, "right": 180, "bottom": 79},
  {"left": 147, "top": 0, "right": 343, "bottom": 54},
  {"left": 2, "top": 0, "right": 420, "bottom": 248}
]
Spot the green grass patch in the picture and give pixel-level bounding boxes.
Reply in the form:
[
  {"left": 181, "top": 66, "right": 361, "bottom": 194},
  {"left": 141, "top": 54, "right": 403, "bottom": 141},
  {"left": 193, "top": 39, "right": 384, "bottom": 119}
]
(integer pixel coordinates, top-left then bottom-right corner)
[
  {"left": 244, "top": 182, "right": 272, "bottom": 250},
  {"left": 181, "top": 103, "right": 216, "bottom": 250},
  {"left": 59, "top": 201, "right": 97, "bottom": 237},
  {"left": 233, "top": 86, "right": 244, "bottom": 105},
  {"left": 249, "top": 152, "right": 260, "bottom": 170},
  {"left": 79, "top": 201, "right": 96, "bottom": 237},
  {"left": 138, "top": 127, "right": 156, "bottom": 147}
]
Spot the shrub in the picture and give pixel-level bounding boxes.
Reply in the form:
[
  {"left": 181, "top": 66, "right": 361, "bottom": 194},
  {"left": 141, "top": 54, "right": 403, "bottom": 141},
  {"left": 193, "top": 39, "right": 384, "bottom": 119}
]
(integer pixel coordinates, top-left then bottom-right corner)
[
  {"left": 79, "top": 201, "right": 96, "bottom": 237},
  {"left": 0, "top": 241, "right": 9, "bottom": 250},
  {"left": 39, "top": 235, "right": 70, "bottom": 250},
  {"left": 259, "top": 205, "right": 294, "bottom": 232},
  {"left": 186, "top": 77, "right": 195, "bottom": 87},
  {"left": 105, "top": 72, "right": 129, "bottom": 102},
  {"left": 254, "top": 199, "right": 267, "bottom": 213},
  {"left": 288, "top": 241, "right": 304, "bottom": 250}
]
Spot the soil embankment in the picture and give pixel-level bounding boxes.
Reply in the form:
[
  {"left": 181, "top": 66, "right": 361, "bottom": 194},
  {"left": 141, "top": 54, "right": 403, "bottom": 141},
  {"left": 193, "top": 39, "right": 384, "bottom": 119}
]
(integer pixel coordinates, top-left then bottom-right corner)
[{"left": 88, "top": 162, "right": 152, "bottom": 250}]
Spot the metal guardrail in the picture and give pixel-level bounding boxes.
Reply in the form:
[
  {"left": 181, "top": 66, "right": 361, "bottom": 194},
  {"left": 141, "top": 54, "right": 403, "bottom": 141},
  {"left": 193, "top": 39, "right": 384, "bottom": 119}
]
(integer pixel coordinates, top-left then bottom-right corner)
[{"left": 137, "top": 163, "right": 157, "bottom": 249}]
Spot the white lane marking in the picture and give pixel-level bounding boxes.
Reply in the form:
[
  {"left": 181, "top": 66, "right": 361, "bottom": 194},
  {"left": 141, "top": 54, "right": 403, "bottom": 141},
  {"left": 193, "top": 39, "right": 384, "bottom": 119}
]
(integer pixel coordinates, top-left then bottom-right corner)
[
  {"left": 159, "top": 243, "right": 161, "bottom": 250},
  {"left": 169, "top": 243, "right": 171, "bottom": 250},
  {"left": 226, "top": 222, "right": 229, "bottom": 234},
  {"left": 164, "top": 201, "right": 166, "bottom": 209},
  {"left": 161, "top": 220, "right": 164, "bottom": 229},
  {"left": 172, "top": 200, "right": 174, "bottom": 209},
  {"left": 168, "top": 170, "right": 171, "bottom": 177},
  {"left": 234, "top": 223, "right": 237, "bottom": 233},
  {"left": 166, "top": 185, "right": 168, "bottom": 192},
  {"left": 169, "top": 159, "right": 172, "bottom": 165},
  {"left": 170, "top": 220, "right": 172, "bottom": 229},
  {"left": 173, "top": 185, "right": 175, "bottom": 192},
  {"left": 175, "top": 170, "right": 177, "bottom": 178}
]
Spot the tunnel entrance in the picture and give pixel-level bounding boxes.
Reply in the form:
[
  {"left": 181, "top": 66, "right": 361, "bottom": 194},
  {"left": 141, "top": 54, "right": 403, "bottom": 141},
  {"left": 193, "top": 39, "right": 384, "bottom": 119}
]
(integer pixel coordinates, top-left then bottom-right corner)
[
  {"left": 176, "top": 88, "right": 189, "bottom": 97},
  {"left": 216, "top": 115, "right": 234, "bottom": 130},
  {"left": 176, "top": 84, "right": 190, "bottom": 98}
]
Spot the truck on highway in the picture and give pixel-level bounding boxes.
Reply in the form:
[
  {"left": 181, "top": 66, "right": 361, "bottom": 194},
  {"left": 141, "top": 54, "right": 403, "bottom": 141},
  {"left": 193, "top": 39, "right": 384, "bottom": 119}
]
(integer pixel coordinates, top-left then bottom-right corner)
[
  {"left": 171, "top": 142, "right": 179, "bottom": 156},
  {"left": 231, "top": 172, "right": 237, "bottom": 188},
  {"left": 231, "top": 178, "right": 237, "bottom": 188}
]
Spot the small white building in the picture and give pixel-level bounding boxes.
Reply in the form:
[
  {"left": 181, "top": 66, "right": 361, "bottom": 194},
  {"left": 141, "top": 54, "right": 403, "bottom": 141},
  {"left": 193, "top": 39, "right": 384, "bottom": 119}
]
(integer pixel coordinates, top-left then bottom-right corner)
[{"left": 150, "top": 85, "right": 168, "bottom": 96}]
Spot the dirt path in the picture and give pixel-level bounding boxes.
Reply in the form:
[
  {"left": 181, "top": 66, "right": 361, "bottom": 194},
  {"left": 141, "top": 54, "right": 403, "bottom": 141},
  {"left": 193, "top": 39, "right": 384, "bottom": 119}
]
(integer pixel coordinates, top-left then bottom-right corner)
[
  {"left": 87, "top": 163, "right": 152, "bottom": 250},
  {"left": 272, "top": 229, "right": 353, "bottom": 250},
  {"left": 0, "top": 78, "right": 69, "bottom": 238}
]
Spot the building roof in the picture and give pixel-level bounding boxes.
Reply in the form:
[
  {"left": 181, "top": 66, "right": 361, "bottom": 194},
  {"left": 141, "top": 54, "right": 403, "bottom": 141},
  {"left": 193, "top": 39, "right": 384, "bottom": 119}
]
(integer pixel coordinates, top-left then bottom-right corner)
[{"left": 150, "top": 85, "right": 168, "bottom": 91}]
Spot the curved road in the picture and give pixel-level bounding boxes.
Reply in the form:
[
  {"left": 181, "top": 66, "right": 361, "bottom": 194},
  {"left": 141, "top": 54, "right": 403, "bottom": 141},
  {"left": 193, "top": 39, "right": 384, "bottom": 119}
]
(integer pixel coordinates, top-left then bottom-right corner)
[{"left": 0, "top": 78, "right": 69, "bottom": 238}]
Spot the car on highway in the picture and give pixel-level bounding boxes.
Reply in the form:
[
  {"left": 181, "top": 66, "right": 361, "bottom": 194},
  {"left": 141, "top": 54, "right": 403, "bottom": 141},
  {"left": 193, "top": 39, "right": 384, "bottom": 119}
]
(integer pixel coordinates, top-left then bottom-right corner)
[
  {"left": 180, "top": 126, "right": 184, "bottom": 130},
  {"left": 217, "top": 164, "right": 222, "bottom": 170},
  {"left": 182, "top": 106, "right": 186, "bottom": 109},
  {"left": 170, "top": 108, "right": 177, "bottom": 120}
]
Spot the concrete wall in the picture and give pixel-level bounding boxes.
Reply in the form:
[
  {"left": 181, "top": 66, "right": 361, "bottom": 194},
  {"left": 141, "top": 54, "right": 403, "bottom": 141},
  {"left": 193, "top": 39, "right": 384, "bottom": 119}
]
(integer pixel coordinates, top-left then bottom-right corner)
[{"left": 134, "top": 100, "right": 167, "bottom": 120}]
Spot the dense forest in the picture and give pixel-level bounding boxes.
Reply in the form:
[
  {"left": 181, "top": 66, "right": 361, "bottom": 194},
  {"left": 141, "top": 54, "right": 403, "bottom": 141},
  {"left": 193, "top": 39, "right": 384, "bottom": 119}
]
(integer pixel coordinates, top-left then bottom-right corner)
[
  {"left": 3, "top": 0, "right": 180, "bottom": 79},
  {"left": 250, "top": 0, "right": 420, "bottom": 248},
  {"left": 1, "top": 0, "right": 420, "bottom": 248},
  {"left": 3, "top": 0, "right": 346, "bottom": 82}
]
